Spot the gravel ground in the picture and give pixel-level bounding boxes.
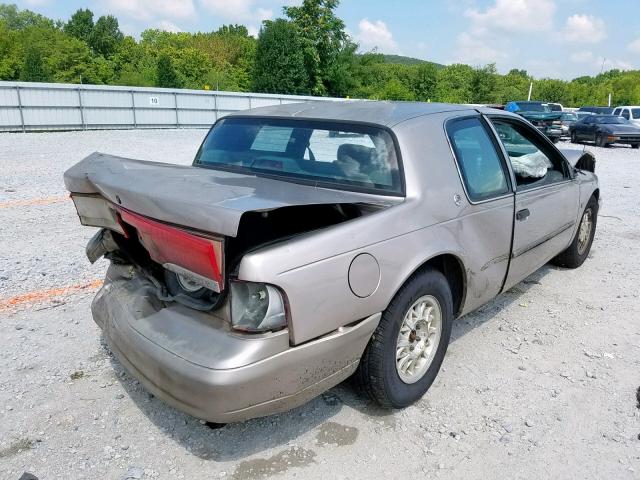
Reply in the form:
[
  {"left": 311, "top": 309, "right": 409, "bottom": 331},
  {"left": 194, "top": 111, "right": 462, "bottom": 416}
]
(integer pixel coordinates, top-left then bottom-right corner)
[{"left": 1, "top": 129, "right": 639, "bottom": 480}]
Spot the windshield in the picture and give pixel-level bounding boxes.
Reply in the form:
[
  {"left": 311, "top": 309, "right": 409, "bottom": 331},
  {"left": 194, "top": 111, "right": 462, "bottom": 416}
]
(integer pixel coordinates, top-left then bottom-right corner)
[
  {"left": 194, "top": 117, "right": 402, "bottom": 195},
  {"left": 594, "top": 116, "right": 628, "bottom": 124},
  {"left": 561, "top": 113, "right": 577, "bottom": 121},
  {"left": 517, "top": 102, "right": 549, "bottom": 112}
]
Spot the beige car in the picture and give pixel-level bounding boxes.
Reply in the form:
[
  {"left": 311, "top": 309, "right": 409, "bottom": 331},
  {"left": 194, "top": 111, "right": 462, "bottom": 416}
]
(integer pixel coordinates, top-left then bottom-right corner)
[{"left": 64, "top": 101, "right": 600, "bottom": 423}]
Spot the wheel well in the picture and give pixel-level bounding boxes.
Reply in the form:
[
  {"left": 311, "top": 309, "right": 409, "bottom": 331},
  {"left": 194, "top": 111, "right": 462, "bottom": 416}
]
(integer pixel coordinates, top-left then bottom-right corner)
[
  {"left": 412, "top": 254, "right": 466, "bottom": 317},
  {"left": 592, "top": 188, "right": 599, "bottom": 200}
]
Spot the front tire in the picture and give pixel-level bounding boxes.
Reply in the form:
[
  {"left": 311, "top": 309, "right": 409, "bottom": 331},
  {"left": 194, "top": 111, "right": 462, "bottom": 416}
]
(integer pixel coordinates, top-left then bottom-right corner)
[
  {"left": 570, "top": 131, "right": 578, "bottom": 144},
  {"left": 356, "top": 268, "right": 453, "bottom": 408},
  {"left": 552, "top": 196, "right": 598, "bottom": 269},
  {"left": 596, "top": 134, "right": 608, "bottom": 148}
]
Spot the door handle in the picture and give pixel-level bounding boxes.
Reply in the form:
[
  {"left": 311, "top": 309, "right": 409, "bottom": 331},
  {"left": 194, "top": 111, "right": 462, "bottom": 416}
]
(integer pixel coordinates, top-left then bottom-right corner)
[{"left": 516, "top": 208, "right": 530, "bottom": 221}]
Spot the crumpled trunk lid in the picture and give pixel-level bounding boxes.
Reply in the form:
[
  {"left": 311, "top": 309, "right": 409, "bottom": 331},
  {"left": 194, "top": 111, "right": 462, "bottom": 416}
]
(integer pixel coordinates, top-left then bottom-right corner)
[{"left": 64, "top": 152, "right": 397, "bottom": 237}]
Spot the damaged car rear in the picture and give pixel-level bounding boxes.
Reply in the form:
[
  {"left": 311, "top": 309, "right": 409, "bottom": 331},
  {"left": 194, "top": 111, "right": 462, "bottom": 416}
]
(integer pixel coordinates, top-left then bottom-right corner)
[{"left": 65, "top": 101, "right": 600, "bottom": 423}]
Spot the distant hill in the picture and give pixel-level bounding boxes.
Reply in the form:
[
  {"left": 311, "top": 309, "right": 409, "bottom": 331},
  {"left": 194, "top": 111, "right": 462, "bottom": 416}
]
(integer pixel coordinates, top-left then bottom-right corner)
[{"left": 382, "top": 55, "right": 445, "bottom": 68}]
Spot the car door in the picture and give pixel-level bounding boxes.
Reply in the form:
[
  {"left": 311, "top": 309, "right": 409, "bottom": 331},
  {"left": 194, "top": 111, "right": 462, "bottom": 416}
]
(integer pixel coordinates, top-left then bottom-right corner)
[
  {"left": 445, "top": 116, "right": 515, "bottom": 308},
  {"left": 487, "top": 116, "right": 579, "bottom": 290},
  {"left": 584, "top": 116, "right": 598, "bottom": 141},
  {"left": 575, "top": 117, "right": 589, "bottom": 140}
]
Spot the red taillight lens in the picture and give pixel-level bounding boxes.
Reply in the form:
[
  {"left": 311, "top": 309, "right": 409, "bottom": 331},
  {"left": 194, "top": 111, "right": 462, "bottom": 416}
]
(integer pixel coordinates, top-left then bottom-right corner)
[{"left": 119, "top": 209, "right": 224, "bottom": 292}]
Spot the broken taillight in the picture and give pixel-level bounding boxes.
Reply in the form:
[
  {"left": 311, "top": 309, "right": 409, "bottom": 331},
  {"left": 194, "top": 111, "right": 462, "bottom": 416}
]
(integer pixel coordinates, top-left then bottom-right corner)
[{"left": 119, "top": 208, "right": 224, "bottom": 292}]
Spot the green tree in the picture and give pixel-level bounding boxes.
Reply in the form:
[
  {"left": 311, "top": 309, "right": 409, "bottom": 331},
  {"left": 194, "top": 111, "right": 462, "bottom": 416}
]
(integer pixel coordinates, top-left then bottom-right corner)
[
  {"left": 174, "top": 47, "right": 210, "bottom": 88},
  {"left": 0, "top": 21, "right": 20, "bottom": 79},
  {"left": 412, "top": 62, "right": 438, "bottom": 101},
  {"left": 216, "top": 24, "right": 249, "bottom": 37},
  {"left": 20, "top": 44, "right": 48, "bottom": 81},
  {"left": 376, "top": 78, "right": 414, "bottom": 101},
  {"left": 470, "top": 64, "right": 498, "bottom": 104},
  {"left": 495, "top": 69, "right": 531, "bottom": 103},
  {"left": 156, "top": 53, "right": 182, "bottom": 88},
  {"left": 435, "top": 64, "right": 473, "bottom": 103},
  {"left": 534, "top": 78, "right": 569, "bottom": 103},
  {"left": 0, "top": 4, "right": 54, "bottom": 30},
  {"left": 252, "top": 19, "right": 309, "bottom": 94},
  {"left": 284, "top": 0, "right": 350, "bottom": 95},
  {"left": 64, "top": 8, "right": 94, "bottom": 44},
  {"left": 89, "top": 15, "right": 123, "bottom": 57}
]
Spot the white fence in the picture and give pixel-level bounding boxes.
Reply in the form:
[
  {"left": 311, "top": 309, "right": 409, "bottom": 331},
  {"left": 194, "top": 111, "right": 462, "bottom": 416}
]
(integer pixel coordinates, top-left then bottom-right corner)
[{"left": 0, "top": 81, "right": 341, "bottom": 132}]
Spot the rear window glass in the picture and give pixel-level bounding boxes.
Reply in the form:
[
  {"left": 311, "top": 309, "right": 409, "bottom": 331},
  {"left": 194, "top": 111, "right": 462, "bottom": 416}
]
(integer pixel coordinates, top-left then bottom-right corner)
[{"left": 194, "top": 117, "right": 402, "bottom": 195}]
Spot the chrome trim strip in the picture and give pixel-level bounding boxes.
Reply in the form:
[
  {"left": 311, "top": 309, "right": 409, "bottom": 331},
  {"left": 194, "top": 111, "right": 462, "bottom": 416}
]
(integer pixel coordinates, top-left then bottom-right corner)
[{"left": 511, "top": 221, "right": 574, "bottom": 259}]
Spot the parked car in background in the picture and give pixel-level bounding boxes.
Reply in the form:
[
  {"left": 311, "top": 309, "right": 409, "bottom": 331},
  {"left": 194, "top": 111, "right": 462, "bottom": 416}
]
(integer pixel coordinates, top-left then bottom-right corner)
[
  {"left": 576, "top": 111, "right": 595, "bottom": 121},
  {"left": 612, "top": 106, "right": 640, "bottom": 127},
  {"left": 578, "top": 106, "right": 614, "bottom": 115},
  {"left": 546, "top": 103, "right": 564, "bottom": 112},
  {"left": 64, "top": 101, "right": 600, "bottom": 423},
  {"left": 570, "top": 114, "right": 640, "bottom": 148},
  {"left": 560, "top": 112, "right": 578, "bottom": 138},
  {"left": 505, "top": 101, "right": 563, "bottom": 142}
]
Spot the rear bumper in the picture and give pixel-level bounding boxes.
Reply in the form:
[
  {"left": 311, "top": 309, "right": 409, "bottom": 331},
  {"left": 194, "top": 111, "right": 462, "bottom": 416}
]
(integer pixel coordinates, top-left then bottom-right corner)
[{"left": 92, "top": 265, "right": 379, "bottom": 423}]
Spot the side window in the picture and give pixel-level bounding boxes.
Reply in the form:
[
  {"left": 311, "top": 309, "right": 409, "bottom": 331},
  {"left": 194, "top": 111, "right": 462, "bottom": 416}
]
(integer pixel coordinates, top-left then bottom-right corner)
[
  {"left": 447, "top": 117, "right": 510, "bottom": 201},
  {"left": 613, "top": 108, "right": 621, "bottom": 116},
  {"left": 621, "top": 109, "right": 630, "bottom": 120},
  {"left": 491, "top": 119, "right": 568, "bottom": 189}
]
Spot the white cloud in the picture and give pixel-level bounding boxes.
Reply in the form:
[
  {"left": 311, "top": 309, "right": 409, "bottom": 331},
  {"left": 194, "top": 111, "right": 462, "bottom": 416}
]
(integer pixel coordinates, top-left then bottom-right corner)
[
  {"left": 628, "top": 37, "right": 640, "bottom": 54},
  {"left": 561, "top": 14, "right": 606, "bottom": 43},
  {"left": 451, "top": 0, "right": 556, "bottom": 67},
  {"left": 157, "top": 20, "right": 182, "bottom": 33},
  {"left": 355, "top": 18, "right": 398, "bottom": 53},
  {"left": 105, "top": 0, "right": 196, "bottom": 21},
  {"left": 197, "top": 0, "right": 272, "bottom": 22},
  {"left": 454, "top": 31, "right": 508, "bottom": 64},
  {"left": 465, "top": 0, "right": 556, "bottom": 33},
  {"left": 569, "top": 50, "right": 634, "bottom": 72},
  {"left": 570, "top": 50, "right": 594, "bottom": 63},
  {"left": 22, "top": 0, "right": 51, "bottom": 6}
]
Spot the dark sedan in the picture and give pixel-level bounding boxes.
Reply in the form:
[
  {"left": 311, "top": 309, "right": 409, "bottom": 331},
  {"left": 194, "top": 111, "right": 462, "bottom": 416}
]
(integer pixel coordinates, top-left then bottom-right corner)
[{"left": 570, "top": 115, "right": 640, "bottom": 148}]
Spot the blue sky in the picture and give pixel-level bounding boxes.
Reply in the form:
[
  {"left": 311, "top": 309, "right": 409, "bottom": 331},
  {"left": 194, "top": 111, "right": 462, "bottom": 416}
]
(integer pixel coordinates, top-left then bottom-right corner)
[{"left": 12, "top": 0, "right": 640, "bottom": 79}]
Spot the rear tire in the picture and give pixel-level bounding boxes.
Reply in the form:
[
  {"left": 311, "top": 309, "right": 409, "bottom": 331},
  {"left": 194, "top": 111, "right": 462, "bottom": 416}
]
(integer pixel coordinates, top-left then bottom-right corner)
[
  {"left": 356, "top": 268, "right": 453, "bottom": 408},
  {"left": 632, "top": 144, "right": 639, "bottom": 149},
  {"left": 552, "top": 196, "right": 598, "bottom": 269}
]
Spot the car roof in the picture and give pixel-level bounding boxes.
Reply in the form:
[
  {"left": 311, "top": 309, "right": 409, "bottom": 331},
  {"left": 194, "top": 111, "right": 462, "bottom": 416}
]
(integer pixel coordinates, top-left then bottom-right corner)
[{"left": 227, "top": 101, "right": 476, "bottom": 127}]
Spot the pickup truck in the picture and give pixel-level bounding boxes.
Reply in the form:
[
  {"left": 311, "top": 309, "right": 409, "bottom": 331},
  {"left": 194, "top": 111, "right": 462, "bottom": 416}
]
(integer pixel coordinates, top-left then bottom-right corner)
[{"left": 505, "top": 101, "right": 563, "bottom": 142}]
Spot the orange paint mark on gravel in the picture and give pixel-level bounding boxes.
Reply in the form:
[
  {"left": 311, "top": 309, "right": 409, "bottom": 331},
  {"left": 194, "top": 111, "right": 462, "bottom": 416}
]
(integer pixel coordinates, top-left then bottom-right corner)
[
  {"left": 0, "top": 279, "right": 103, "bottom": 311},
  {"left": 0, "top": 195, "right": 69, "bottom": 209}
]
